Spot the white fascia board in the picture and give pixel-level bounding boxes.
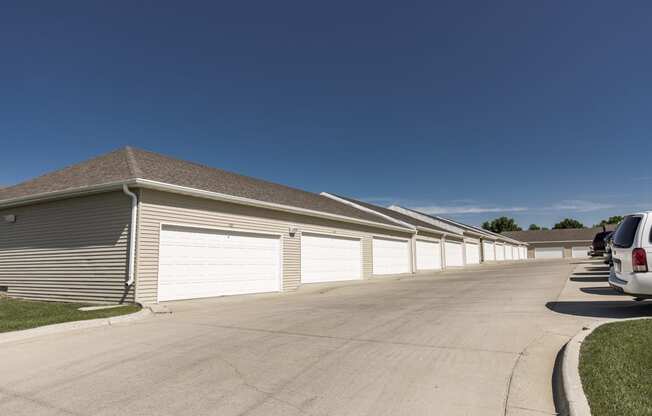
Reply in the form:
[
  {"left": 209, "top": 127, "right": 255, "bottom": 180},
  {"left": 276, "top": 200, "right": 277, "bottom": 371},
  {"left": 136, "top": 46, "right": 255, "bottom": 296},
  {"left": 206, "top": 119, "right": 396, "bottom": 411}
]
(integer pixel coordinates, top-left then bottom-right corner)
[
  {"left": 439, "top": 218, "right": 497, "bottom": 241},
  {"left": 0, "top": 179, "right": 414, "bottom": 233},
  {"left": 416, "top": 226, "right": 444, "bottom": 236},
  {"left": 0, "top": 180, "right": 134, "bottom": 209},
  {"left": 388, "top": 205, "right": 464, "bottom": 236},
  {"left": 475, "top": 227, "right": 526, "bottom": 245},
  {"left": 319, "top": 192, "right": 416, "bottom": 232},
  {"left": 528, "top": 240, "right": 591, "bottom": 244}
]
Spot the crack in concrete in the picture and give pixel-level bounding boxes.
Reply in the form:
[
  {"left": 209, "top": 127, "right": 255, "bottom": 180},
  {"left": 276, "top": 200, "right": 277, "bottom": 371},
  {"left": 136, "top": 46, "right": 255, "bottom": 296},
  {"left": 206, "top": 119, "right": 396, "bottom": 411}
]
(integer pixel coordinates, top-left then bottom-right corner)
[
  {"left": 0, "top": 386, "right": 86, "bottom": 416},
  {"left": 171, "top": 321, "right": 521, "bottom": 356}
]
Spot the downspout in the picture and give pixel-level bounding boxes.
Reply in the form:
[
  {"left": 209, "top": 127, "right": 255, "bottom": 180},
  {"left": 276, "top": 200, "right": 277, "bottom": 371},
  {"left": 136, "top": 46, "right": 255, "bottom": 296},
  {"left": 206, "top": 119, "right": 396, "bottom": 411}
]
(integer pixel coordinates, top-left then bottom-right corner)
[{"left": 123, "top": 184, "right": 138, "bottom": 287}]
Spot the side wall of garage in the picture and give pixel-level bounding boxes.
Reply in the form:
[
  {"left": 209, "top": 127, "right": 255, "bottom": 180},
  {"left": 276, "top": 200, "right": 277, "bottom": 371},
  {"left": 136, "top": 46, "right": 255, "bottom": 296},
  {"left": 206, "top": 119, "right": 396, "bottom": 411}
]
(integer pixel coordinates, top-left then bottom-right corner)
[
  {"left": 0, "top": 192, "right": 133, "bottom": 303},
  {"left": 135, "top": 189, "right": 413, "bottom": 304}
]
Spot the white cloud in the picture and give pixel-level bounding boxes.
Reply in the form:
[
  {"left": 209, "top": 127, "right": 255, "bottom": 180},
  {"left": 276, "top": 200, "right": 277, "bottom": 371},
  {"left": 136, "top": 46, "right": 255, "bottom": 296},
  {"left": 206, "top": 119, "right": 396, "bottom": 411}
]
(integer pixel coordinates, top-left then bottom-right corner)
[
  {"left": 547, "top": 200, "right": 614, "bottom": 212},
  {"left": 359, "top": 196, "right": 621, "bottom": 217},
  {"left": 412, "top": 205, "right": 529, "bottom": 215}
]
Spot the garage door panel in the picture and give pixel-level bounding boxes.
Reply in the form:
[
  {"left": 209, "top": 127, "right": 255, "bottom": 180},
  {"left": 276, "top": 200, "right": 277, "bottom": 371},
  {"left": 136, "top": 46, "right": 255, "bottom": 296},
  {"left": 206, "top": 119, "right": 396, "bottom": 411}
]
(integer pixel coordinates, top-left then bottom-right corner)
[
  {"left": 571, "top": 246, "right": 589, "bottom": 258},
  {"left": 496, "top": 245, "right": 505, "bottom": 261},
  {"left": 465, "top": 242, "right": 480, "bottom": 265},
  {"left": 504, "top": 245, "right": 513, "bottom": 260},
  {"left": 301, "top": 234, "right": 361, "bottom": 283},
  {"left": 445, "top": 241, "right": 464, "bottom": 267},
  {"left": 416, "top": 240, "right": 441, "bottom": 271},
  {"left": 373, "top": 237, "right": 410, "bottom": 275},
  {"left": 158, "top": 226, "right": 281, "bottom": 301},
  {"left": 535, "top": 247, "right": 564, "bottom": 259},
  {"left": 483, "top": 241, "right": 495, "bottom": 261}
]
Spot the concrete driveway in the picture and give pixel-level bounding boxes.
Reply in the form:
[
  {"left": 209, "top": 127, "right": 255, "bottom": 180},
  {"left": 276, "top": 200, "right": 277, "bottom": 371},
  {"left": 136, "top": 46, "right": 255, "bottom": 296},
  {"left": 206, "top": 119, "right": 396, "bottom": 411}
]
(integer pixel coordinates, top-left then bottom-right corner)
[{"left": 2, "top": 260, "right": 650, "bottom": 416}]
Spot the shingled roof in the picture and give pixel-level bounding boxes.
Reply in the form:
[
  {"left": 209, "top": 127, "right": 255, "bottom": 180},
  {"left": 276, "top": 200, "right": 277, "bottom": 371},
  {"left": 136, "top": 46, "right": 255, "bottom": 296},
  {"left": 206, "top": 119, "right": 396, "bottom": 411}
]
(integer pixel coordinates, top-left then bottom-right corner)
[
  {"left": 502, "top": 225, "right": 617, "bottom": 243},
  {"left": 0, "top": 147, "right": 404, "bottom": 228},
  {"left": 325, "top": 194, "right": 453, "bottom": 234}
]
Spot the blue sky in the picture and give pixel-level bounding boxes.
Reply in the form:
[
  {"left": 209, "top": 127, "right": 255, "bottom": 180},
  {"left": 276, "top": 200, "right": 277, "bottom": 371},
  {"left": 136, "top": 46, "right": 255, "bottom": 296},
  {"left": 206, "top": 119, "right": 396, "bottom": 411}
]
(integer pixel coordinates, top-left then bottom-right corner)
[{"left": 2, "top": 1, "right": 652, "bottom": 228}]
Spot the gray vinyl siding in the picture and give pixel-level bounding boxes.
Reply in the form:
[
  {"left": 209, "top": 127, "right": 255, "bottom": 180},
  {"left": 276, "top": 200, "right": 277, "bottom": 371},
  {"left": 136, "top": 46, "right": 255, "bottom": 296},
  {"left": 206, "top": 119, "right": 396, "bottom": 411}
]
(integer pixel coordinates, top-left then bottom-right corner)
[
  {"left": 0, "top": 192, "right": 133, "bottom": 303},
  {"left": 135, "top": 189, "right": 413, "bottom": 304}
]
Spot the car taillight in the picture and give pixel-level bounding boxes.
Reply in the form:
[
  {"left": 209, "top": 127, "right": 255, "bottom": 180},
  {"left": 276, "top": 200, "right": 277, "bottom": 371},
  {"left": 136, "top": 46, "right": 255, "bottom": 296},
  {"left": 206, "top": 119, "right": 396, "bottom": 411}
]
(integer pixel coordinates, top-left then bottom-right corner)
[{"left": 632, "top": 248, "right": 648, "bottom": 273}]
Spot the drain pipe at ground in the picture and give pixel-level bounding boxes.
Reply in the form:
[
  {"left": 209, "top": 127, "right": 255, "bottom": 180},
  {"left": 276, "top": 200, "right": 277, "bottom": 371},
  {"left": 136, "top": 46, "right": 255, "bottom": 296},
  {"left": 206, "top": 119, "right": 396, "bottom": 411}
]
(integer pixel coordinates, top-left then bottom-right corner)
[{"left": 122, "top": 184, "right": 138, "bottom": 287}]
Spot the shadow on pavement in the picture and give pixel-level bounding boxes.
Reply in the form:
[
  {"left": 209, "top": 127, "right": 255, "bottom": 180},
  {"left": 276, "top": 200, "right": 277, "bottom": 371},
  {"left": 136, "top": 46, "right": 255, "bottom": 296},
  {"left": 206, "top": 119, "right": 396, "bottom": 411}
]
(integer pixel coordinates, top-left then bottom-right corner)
[
  {"left": 579, "top": 287, "right": 626, "bottom": 296},
  {"left": 546, "top": 300, "right": 652, "bottom": 319},
  {"left": 571, "top": 271, "right": 610, "bottom": 276},
  {"left": 569, "top": 276, "right": 609, "bottom": 283},
  {"left": 584, "top": 266, "right": 610, "bottom": 272}
]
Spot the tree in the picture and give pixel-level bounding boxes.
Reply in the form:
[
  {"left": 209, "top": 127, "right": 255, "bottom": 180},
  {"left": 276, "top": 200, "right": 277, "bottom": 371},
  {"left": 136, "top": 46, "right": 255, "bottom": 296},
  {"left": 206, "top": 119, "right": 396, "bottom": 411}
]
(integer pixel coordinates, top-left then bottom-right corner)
[
  {"left": 482, "top": 217, "right": 522, "bottom": 233},
  {"left": 553, "top": 218, "right": 585, "bottom": 229},
  {"left": 594, "top": 216, "right": 624, "bottom": 227},
  {"left": 528, "top": 224, "right": 541, "bottom": 230}
]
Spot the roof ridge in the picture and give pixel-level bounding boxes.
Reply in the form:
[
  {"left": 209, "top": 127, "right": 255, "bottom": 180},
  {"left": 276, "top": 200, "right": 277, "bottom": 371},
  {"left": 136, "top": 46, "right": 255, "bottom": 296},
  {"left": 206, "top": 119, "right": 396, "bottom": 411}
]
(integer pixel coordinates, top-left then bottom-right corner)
[{"left": 124, "top": 146, "right": 143, "bottom": 178}]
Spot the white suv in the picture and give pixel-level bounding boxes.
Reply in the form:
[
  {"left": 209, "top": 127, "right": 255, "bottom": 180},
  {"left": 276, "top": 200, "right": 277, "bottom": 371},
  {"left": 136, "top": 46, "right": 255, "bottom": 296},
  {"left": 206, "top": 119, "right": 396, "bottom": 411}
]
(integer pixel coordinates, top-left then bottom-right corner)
[{"left": 609, "top": 212, "right": 652, "bottom": 299}]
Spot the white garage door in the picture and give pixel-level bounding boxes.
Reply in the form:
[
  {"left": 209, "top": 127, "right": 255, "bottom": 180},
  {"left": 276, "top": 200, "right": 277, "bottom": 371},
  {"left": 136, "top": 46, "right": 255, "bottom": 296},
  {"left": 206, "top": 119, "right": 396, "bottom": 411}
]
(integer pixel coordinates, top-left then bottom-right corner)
[
  {"left": 416, "top": 240, "right": 442, "bottom": 271},
  {"left": 496, "top": 244, "right": 505, "bottom": 261},
  {"left": 445, "top": 241, "right": 464, "bottom": 267},
  {"left": 535, "top": 247, "right": 564, "bottom": 259},
  {"left": 520, "top": 247, "right": 527, "bottom": 260},
  {"left": 158, "top": 225, "right": 281, "bottom": 302},
  {"left": 514, "top": 246, "right": 521, "bottom": 260},
  {"left": 465, "top": 242, "right": 480, "bottom": 264},
  {"left": 505, "top": 245, "right": 514, "bottom": 260},
  {"left": 571, "top": 246, "right": 590, "bottom": 258},
  {"left": 301, "top": 234, "right": 361, "bottom": 283},
  {"left": 482, "top": 241, "right": 495, "bottom": 261},
  {"left": 373, "top": 237, "right": 410, "bottom": 275}
]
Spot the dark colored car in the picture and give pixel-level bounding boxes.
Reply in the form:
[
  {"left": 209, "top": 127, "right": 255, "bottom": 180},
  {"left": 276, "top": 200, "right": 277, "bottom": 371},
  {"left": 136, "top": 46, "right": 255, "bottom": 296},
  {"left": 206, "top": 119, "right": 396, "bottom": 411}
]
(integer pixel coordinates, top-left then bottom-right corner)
[
  {"left": 589, "top": 231, "right": 612, "bottom": 256},
  {"left": 603, "top": 231, "right": 615, "bottom": 265}
]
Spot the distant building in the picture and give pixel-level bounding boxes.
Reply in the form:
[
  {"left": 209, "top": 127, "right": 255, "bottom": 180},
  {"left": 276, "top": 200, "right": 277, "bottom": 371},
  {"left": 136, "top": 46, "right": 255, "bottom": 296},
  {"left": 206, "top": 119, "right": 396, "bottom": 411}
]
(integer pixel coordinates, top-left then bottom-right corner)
[{"left": 502, "top": 225, "right": 617, "bottom": 259}]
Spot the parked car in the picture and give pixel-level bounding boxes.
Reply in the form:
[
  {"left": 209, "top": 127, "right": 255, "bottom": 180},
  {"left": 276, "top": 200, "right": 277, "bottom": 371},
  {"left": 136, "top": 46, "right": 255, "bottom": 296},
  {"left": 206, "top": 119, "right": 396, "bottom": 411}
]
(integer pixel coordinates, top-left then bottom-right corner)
[
  {"left": 609, "top": 213, "right": 652, "bottom": 299},
  {"left": 589, "top": 230, "right": 612, "bottom": 256},
  {"left": 603, "top": 231, "right": 615, "bottom": 265}
]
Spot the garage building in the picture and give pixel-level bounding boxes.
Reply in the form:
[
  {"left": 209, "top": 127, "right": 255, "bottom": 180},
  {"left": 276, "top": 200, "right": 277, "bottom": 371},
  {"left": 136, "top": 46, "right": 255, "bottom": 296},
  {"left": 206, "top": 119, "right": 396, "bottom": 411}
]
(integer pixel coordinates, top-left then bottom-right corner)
[
  {"left": 502, "top": 226, "right": 616, "bottom": 259},
  {"left": 387, "top": 206, "right": 529, "bottom": 263},
  {"left": 0, "top": 147, "right": 530, "bottom": 304},
  {"left": 319, "top": 194, "right": 465, "bottom": 273},
  {"left": 0, "top": 147, "right": 414, "bottom": 303}
]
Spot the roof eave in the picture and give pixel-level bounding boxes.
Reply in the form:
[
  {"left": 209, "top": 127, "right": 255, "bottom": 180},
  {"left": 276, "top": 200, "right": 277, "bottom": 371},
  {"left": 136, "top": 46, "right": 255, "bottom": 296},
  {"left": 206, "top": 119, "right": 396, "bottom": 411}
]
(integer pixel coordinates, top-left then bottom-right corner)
[
  {"left": 0, "top": 179, "right": 136, "bottom": 209},
  {"left": 0, "top": 179, "right": 414, "bottom": 233}
]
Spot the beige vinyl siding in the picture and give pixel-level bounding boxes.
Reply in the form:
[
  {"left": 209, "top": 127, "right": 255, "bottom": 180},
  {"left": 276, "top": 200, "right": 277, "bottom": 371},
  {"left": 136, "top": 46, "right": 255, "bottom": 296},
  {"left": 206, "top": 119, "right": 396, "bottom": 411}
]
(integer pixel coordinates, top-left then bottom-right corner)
[
  {"left": 135, "top": 189, "right": 412, "bottom": 303},
  {"left": 0, "top": 192, "right": 133, "bottom": 303}
]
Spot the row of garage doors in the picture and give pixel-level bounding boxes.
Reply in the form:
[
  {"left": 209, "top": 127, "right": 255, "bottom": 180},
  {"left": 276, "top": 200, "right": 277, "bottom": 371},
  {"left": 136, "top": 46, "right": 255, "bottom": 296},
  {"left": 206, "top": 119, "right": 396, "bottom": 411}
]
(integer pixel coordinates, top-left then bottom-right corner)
[
  {"left": 534, "top": 246, "right": 589, "bottom": 259},
  {"left": 157, "top": 225, "right": 525, "bottom": 302}
]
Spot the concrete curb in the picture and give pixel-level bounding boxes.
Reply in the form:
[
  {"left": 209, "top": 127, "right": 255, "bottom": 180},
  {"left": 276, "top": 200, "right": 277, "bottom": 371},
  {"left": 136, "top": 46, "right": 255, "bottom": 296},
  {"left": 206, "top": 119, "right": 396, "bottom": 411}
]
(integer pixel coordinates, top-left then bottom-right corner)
[
  {"left": 0, "top": 307, "right": 152, "bottom": 346},
  {"left": 562, "top": 316, "right": 652, "bottom": 416},
  {"left": 561, "top": 323, "right": 594, "bottom": 416}
]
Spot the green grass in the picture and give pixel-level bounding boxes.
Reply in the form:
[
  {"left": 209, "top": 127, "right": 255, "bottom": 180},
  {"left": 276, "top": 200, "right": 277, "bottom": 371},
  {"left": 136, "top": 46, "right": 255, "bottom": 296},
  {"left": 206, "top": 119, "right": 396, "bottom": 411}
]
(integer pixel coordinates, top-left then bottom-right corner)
[
  {"left": 0, "top": 297, "right": 141, "bottom": 333},
  {"left": 579, "top": 319, "right": 652, "bottom": 416}
]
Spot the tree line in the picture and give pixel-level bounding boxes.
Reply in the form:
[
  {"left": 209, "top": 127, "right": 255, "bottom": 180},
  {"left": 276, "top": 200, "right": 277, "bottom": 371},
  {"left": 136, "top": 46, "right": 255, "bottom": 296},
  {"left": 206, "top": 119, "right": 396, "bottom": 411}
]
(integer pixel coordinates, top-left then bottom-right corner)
[{"left": 481, "top": 215, "right": 624, "bottom": 234}]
